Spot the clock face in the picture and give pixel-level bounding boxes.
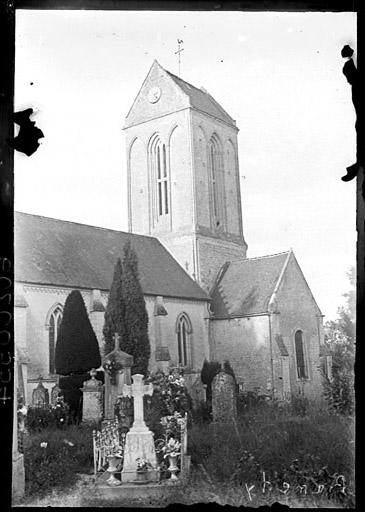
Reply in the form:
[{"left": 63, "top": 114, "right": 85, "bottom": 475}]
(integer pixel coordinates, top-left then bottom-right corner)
[{"left": 148, "top": 86, "right": 161, "bottom": 103}]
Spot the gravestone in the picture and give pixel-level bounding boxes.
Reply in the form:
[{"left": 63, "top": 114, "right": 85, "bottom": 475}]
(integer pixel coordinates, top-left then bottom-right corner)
[
  {"left": 81, "top": 368, "right": 104, "bottom": 423},
  {"left": 32, "top": 376, "right": 49, "bottom": 407},
  {"left": 211, "top": 371, "right": 237, "bottom": 423},
  {"left": 51, "top": 377, "right": 61, "bottom": 405},
  {"left": 121, "top": 374, "right": 159, "bottom": 483},
  {"left": 102, "top": 333, "right": 133, "bottom": 422}
]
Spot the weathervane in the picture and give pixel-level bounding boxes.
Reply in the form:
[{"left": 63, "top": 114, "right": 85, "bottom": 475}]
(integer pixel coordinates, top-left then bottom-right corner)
[{"left": 175, "top": 39, "right": 184, "bottom": 76}]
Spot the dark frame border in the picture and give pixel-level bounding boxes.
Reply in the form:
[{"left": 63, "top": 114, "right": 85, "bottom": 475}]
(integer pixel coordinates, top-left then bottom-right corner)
[{"left": 1, "top": 0, "right": 361, "bottom": 507}]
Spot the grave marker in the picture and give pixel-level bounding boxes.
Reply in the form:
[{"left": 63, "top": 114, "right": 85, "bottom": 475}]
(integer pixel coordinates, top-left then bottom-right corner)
[
  {"left": 211, "top": 370, "right": 237, "bottom": 423},
  {"left": 81, "top": 368, "right": 103, "bottom": 423},
  {"left": 121, "top": 374, "right": 158, "bottom": 482}
]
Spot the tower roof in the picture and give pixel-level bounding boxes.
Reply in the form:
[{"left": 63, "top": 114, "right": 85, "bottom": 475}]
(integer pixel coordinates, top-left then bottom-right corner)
[
  {"left": 124, "top": 60, "right": 236, "bottom": 129},
  {"left": 164, "top": 67, "right": 236, "bottom": 126}
]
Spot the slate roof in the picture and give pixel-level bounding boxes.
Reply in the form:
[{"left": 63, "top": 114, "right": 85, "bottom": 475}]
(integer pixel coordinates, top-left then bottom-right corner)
[
  {"left": 165, "top": 68, "right": 236, "bottom": 127},
  {"left": 15, "top": 212, "right": 209, "bottom": 302},
  {"left": 211, "top": 251, "right": 291, "bottom": 317}
]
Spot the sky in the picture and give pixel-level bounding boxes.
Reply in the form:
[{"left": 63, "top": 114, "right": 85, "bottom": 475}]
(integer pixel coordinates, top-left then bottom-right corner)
[{"left": 14, "top": 10, "right": 357, "bottom": 321}]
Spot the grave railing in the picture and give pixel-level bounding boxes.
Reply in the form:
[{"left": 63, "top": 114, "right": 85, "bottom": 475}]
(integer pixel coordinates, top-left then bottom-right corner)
[
  {"left": 155, "top": 412, "right": 189, "bottom": 479},
  {"left": 92, "top": 418, "right": 126, "bottom": 476}
]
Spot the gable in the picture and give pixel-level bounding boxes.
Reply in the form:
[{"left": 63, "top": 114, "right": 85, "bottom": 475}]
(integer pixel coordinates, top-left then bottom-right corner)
[
  {"left": 124, "top": 60, "right": 236, "bottom": 129},
  {"left": 124, "top": 60, "right": 190, "bottom": 129},
  {"left": 14, "top": 212, "right": 209, "bottom": 302},
  {"left": 276, "top": 252, "right": 322, "bottom": 316}
]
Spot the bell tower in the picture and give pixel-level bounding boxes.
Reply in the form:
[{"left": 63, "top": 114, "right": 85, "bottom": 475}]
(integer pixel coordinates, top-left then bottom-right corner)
[{"left": 123, "top": 60, "right": 247, "bottom": 292}]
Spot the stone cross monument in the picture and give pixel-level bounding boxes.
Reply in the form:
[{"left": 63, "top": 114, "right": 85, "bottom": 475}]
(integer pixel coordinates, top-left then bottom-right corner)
[
  {"left": 120, "top": 374, "right": 158, "bottom": 482},
  {"left": 102, "top": 333, "right": 133, "bottom": 422}
]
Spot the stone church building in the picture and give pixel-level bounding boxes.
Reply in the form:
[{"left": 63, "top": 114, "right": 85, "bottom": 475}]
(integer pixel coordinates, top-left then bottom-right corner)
[{"left": 15, "top": 60, "right": 330, "bottom": 405}]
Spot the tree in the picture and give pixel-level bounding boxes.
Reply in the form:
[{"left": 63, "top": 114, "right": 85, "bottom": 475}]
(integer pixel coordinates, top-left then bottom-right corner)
[
  {"left": 55, "top": 290, "right": 101, "bottom": 375},
  {"left": 201, "top": 360, "right": 222, "bottom": 387},
  {"left": 223, "top": 360, "right": 237, "bottom": 381},
  {"left": 121, "top": 239, "right": 150, "bottom": 375},
  {"left": 103, "top": 258, "right": 125, "bottom": 355},
  {"left": 323, "top": 267, "right": 355, "bottom": 415},
  {"left": 200, "top": 359, "right": 222, "bottom": 407}
]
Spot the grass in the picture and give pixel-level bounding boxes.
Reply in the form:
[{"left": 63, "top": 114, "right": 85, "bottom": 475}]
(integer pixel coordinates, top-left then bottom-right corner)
[
  {"left": 23, "top": 423, "right": 95, "bottom": 498},
  {"left": 189, "top": 401, "right": 355, "bottom": 507},
  {"left": 18, "top": 401, "right": 355, "bottom": 508}
]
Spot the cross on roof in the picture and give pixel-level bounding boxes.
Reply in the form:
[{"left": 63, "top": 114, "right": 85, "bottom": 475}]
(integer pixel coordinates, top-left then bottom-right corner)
[{"left": 175, "top": 39, "right": 184, "bottom": 76}]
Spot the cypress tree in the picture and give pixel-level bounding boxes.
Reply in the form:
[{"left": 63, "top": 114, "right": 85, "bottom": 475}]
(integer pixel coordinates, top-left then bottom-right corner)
[
  {"left": 201, "top": 359, "right": 222, "bottom": 387},
  {"left": 200, "top": 359, "right": 222, "bottom": 406},
  {"left": 122, "top": 239, "right": 150, "bottom": 374},
  {"left": 55, "top": 290, "right": 101, "bottom": 375},
  {"left": 103, "top": 258, "right": 125, "bottom": 355},
  {"left": 223, "top": 359, "right": 236, "bottom": 381}
]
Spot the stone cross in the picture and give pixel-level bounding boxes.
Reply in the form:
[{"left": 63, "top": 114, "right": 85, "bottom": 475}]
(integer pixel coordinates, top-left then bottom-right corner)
[
  {"left": 113, "top": 332, "right": 120, "bottom": 351},
  {"left": 122, "top": 374, "right": 153, "bottom": 431}
]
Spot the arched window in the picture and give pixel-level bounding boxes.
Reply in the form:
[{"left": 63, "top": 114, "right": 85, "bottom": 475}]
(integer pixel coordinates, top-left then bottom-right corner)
[
  {"left": 150, "top": 135, "right": 169, "bottom": 218},
  {"left": 208, "top": 134, "right": 224, "bottom": 228},
  {"left": 176, "top": 313, "right": 192, "bottom": 367},
  {"left": 294, "top": 330, "right": 307, "bottom": 379},
  {"left": 210, "top": 145, "right": 219, "bottom": 219},
  {"left": 49, "top": 306, "right": 63, "bottom": 374}
]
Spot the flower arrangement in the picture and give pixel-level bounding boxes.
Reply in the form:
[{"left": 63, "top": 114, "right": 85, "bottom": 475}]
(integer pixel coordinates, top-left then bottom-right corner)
[
  {"left": 25, "top": 396, "right": 69, "bottom": 431},
  {"left": 145, "top": 367, "right": 192, "bottom": 417},
  {"left": 112, "top": 444, "right": 124, "bottom": 458},
  {"left": 160, "top": 411, "right": 186, "bottom": 439},
  {"left": 104, "top": 358, "right": 124, "bottom": 385},
  {"left": 136, "top": 457, "right": 153, "bottom": 473},
  {"left": 18, "top": 404, "right": 28, "bottom": 428},
  {"left": 161, "top": 438, "right": 181, "bottom": 459}
]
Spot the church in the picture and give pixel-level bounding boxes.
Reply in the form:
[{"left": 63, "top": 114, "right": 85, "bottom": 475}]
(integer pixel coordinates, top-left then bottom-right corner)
[{"left": 15, "top": 60, "right": 331, "bottom": 405}]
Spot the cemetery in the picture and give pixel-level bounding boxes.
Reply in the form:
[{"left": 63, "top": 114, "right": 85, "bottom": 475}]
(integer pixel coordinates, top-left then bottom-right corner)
[
  {"left": 13, "top": 350, "right": 355, "bottom": 508},
  {"left": 12, "top": 248, "right": 355, "bottom": 507}
]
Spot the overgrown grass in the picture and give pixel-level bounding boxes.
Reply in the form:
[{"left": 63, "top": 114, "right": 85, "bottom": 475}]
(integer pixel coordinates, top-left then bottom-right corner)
[
  {"left": 23, "top": 423, "right": 95, "bottom": 497},
  {"left": 22, "top": 401, "right": 355, "bottom": 507},
  {"left": 189, "top": 402, "right": 355, "bottom": 507}
]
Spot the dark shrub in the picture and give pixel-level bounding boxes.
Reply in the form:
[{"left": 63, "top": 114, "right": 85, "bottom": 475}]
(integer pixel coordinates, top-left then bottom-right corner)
[
  {"left": 200, "top": 360, "right": 221, "bottom": 387},
  {"left": 103, "top": 258, "right": 125, "bottom": 356},
  {"left": 26, "top": 397, "right": 69, "bottom": 432},
  {"left": 59, "top": 373, "right": 88, "bottom": 424},
  {"left": 55, "top": 290, "right": 101, "bottom": 375},
  {"left": 192, "top": 400, "right": 212, "bottom": 423},
  {"left": 121, "top": 240, "right": 151, "bottom": 375}
]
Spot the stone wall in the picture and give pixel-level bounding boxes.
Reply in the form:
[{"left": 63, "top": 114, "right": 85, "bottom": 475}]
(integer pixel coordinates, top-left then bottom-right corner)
[
  {"left": 15, "top": 282, "right": 210, "bottom": 402},
  {"left": 125, "top": 109, "right": 193, "bottom": 238},
  {"left": 211, "top": 315, "right": 272, "bottom": 393},
  {"left": 123, "top": 66, "right": 248, "bottom": 295},
  {"left": 275, "top": 255, "right": 324, "bottom": 398},
  {"left": 191, "top": 109, "right": 244, "bottom": 239},
  {"left": 196, "top": 236, "right": 247, "bottom": 293},
  {"left": 211, "top": 254, "right": 325, "bottom": 400},
  {"left": 145, "top": 295, "right": 210, "bottom": 374}
]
